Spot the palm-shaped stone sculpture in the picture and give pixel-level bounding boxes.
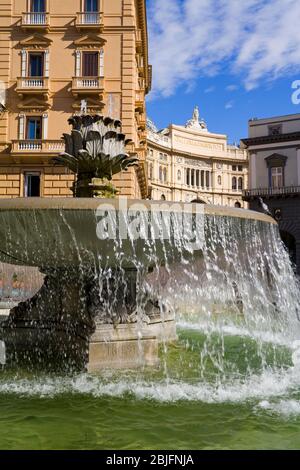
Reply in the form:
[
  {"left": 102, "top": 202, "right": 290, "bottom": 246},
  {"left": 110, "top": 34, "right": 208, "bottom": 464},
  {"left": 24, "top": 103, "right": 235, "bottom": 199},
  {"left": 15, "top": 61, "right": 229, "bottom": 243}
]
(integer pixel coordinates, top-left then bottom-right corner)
[{"left": 53, "top": 114, "right": 139, "bottom": 198}]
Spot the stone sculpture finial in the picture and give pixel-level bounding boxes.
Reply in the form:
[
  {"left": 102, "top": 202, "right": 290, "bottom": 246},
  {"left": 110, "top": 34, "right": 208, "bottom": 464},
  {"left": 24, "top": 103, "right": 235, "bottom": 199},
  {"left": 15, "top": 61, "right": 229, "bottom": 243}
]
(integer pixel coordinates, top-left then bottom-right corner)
[
  {"left": 192, "top": 106, "right": 200, "bottom": 123},
  {"left": 186, "top": 105, "right": 208, "bottom": 132}
]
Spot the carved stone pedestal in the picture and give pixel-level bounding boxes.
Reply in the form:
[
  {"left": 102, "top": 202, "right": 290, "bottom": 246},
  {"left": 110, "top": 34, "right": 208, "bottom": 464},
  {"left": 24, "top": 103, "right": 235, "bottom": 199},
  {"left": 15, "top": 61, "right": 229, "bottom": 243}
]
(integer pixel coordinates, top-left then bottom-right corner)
[{"left": 0, "top": 267, "right": 176, "bottom": 371}]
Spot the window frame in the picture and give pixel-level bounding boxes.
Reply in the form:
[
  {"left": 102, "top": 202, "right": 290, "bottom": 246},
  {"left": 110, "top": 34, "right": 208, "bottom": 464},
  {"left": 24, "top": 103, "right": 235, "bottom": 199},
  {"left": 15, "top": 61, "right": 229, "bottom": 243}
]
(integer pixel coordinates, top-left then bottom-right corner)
[
  {"left": 24, "top": 171, "right": 41, "bottom": 197},
  {"left": 84, "top": 0, "right": 99, "bottom": 12},
  {"left": 26, "top": 116, "right": 42, "bottom": 140},
  {"left": 30, "top": 0, "right": 46, "bottom": 13},
  {"left": 28, "top": 52, "right": 45, "bottom": 77},
  {"left": 82, "top": 51, "right": 99, "bottom": 77},
  {"left": 270, "top": 166, "right": 284, "bottom": 189}
]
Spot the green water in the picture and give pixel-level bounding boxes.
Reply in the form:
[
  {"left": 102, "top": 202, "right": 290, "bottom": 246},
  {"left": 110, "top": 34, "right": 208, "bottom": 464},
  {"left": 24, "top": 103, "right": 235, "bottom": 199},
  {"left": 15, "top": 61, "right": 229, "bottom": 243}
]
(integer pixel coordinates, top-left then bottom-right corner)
[{"left": 1, "top": 327, "right": 300, "bottom": 450}]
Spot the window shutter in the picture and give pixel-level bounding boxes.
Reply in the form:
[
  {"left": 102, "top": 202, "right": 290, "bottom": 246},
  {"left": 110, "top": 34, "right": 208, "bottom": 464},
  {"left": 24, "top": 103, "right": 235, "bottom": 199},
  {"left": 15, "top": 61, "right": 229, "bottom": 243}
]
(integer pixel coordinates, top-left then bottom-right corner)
[{"left": 83, "top": 52, "right": 98, "bottom": 77}]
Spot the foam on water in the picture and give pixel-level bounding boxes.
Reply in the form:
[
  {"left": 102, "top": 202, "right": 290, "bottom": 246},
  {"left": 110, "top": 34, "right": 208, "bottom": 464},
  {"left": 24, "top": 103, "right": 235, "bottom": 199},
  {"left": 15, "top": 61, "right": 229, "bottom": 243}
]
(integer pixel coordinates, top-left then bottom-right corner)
[
  {"left": 258, "top": 399, "right": 300, "bottom": 417},
  {"left": 0, "top": 364, "right": 299, "bottom": 404},
  {"left": 1, "top": 211, "right": 300, "bottom": 414}
]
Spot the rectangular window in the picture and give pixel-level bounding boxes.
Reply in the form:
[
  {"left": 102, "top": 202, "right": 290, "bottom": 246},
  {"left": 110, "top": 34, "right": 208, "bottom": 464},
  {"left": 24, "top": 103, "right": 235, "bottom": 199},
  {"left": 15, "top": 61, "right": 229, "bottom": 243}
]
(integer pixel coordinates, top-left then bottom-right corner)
[
  {"left": 29, "top": 53, "right": 44, "bottom": 77},
  {"left": 24, "top": 172, "right": 41, "bottom": 197},
  {"left": 232, "top": 165, "right": 237, "bottom": 171},
  {"left": 26, "top": 117, "right": 42, "bottom": 140},
  {"left": 271, "top": 167, "right": 283, "bottom": 188},
  {"left": 238, "top": 165, "right": 243, "bottom": 172},
  {"left": 84, "top": 0, "right": 98, "bottom": 11},
  {"left": 30, "top": 0, "right": 46, "bottom": 12},
  {"left": 82, "top": 52, "right": 98, "bottom": 77}
]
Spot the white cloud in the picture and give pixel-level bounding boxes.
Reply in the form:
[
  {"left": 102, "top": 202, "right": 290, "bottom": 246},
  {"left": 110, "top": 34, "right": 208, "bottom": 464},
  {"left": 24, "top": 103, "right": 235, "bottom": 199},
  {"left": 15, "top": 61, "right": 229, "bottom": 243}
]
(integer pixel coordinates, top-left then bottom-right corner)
[
  {"left": 225, "top": 101, "right": 234, "bottom": 109},
  {"left": 226, "top": 85, "right": 238, "bottom": 92},
  {"left": 148, "top": 0, "right": 300, "bottom": 98},
  {"left": 204, "top": 86, "right": 215, "bottom": 93}
]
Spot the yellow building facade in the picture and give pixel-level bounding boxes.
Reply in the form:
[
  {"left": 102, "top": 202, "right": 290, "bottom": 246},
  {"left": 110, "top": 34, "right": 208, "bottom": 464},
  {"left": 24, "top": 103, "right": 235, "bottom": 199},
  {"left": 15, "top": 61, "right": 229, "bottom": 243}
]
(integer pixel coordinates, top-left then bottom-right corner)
[
  {"left": 0, "top": 0, "right": 150, "bottom": 199},
  {"left": 147, "top": 109, "right": 249, "bottom": 207}
]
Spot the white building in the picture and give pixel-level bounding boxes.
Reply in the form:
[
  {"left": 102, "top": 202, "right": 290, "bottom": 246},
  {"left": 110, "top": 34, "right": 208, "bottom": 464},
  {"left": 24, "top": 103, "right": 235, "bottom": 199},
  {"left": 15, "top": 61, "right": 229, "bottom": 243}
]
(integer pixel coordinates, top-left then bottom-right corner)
[{"left": 147, "top": 107, "right": 249, "bottom": 207}]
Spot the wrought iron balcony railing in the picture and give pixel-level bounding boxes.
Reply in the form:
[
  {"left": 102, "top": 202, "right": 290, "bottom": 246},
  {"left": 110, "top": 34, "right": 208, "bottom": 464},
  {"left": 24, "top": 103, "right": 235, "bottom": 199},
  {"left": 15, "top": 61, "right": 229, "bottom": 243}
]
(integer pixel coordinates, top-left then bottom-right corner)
[{"left": 243, "top": 186, "right": 300, "bottom": 198}]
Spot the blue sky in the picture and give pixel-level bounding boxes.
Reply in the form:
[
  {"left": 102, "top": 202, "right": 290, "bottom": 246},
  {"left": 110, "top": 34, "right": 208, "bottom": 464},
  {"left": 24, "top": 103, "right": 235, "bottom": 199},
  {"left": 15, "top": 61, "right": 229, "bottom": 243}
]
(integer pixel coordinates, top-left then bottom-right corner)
[{"left": 146, "top": 0, "right": 300, "bottom": 143}]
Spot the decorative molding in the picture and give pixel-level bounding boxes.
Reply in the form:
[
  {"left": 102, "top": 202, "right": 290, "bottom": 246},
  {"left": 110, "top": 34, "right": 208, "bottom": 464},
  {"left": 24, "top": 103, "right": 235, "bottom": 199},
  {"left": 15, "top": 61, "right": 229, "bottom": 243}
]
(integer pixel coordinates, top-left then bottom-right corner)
[
  {"left": 17, "top": 97, "right": 51, "bottom": 111},
  {"left": 18, "top": 33, "right": 52, "bottom": 49},
  {"left": 265, "top": 153, "right": 288, "bottom": 168},
  {"left": 73, "top": 34, "right": 106, "bottom": 48}
]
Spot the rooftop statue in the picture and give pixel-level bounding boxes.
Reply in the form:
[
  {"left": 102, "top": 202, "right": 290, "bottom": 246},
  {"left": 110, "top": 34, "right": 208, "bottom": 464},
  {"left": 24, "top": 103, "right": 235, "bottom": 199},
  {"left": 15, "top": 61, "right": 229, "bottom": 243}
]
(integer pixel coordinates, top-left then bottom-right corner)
[
  {"left": 186, "top": 106, "right": 208, "bottom": 131},
  {"left": 193, "top": 106, "right": 200, "bottom": 123}
]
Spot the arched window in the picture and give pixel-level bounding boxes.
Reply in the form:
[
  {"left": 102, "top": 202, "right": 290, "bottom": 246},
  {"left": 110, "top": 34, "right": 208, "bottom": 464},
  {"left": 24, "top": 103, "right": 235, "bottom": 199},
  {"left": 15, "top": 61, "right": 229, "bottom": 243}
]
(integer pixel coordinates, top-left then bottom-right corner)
[
  {"left": 159, "top": 166, "right": 163, "bottom": 182},
  {"left": 161, "top": 194, "right": 166, "bottom": 201},
  {"left": 232, "top": 177, "right": 237, "bottom": 190},
  {"left": 149, "top": 163, "right": 153, "bottom": 180},
  {"left": 177, "top": 170, "right": 182, "bottom": 181},
  {"left": 218, "top": 175, "right": 222, "bottom": 185},
  {"left": 235, "top": 201, "right": 241, "bottom": 208},
  {"left": 163, "top": 168, "right": 167, "bottom": 182},
  {"left": 238, "top": 177, "right": 243, "bottom": 190}
]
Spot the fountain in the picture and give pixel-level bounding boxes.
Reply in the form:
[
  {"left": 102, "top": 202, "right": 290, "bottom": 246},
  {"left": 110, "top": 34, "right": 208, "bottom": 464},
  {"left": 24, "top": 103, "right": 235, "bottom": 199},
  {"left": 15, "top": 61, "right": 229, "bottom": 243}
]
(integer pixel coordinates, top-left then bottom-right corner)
[{"left": 0, "top": 113, "right": 293, "bottom": 373}]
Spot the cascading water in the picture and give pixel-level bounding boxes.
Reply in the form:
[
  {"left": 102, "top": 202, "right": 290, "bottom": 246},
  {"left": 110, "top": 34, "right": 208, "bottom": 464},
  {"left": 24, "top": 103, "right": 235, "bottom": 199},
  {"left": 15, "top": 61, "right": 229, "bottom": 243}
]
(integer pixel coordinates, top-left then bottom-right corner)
[{"left": 0, "top": 204, "right": 300, "bottom": 448}]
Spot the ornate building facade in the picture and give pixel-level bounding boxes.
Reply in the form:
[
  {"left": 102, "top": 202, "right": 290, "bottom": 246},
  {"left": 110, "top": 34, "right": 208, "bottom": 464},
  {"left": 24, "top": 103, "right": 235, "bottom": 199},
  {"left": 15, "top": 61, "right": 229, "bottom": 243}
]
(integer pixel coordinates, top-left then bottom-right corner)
[
  {"left": 242, "top": 113, "right": 300, "bottom": 274},
  {"left": 0, "top": 0, "right": 150, "bottom": 199},
  {"left": 147, "top": 108, "right": 249, "bottom": 207}
]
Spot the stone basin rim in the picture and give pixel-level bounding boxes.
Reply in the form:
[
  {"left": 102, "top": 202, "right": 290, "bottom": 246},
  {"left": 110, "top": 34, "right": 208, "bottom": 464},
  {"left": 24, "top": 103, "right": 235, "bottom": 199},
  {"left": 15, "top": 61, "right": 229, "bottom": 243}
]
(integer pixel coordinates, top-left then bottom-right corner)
[{"left": 0, "top": 198, "right": 276, "bottom": 224}]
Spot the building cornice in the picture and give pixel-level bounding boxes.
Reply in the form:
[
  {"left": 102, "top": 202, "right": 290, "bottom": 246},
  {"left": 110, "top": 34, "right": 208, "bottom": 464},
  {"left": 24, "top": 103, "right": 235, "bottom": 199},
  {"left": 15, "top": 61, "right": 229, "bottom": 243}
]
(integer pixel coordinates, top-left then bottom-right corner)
[
  {"left": 241, "top": 132, "right": 300, "bottom": 147},
  {"left": 170, "top": 124, "right": 227, "bottom": 141},
  {"left": 147, "top": 139, "right": 248, "bottom": 163},
  {"left": 137, "top": 0, "right": 151, "bottom": 93}
]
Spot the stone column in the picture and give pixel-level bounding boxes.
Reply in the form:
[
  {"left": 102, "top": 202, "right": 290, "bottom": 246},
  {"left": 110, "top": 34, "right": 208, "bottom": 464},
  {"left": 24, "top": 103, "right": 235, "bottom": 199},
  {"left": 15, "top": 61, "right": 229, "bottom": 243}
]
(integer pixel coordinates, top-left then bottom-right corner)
[
  {"left": 19, "top": 114, "right": 25, "bottom": 140},
  {"left": 201, "top": 170, "right": 205, "bottom": 188},
  {"left": 21, "top": 49, "right": 27, "bottom": 78},
  {"left": 99, "top": 49, "right": 104, "bottom": 77},
  {"left": 250, "top": 153, "right": 257, "bottom": 189}
]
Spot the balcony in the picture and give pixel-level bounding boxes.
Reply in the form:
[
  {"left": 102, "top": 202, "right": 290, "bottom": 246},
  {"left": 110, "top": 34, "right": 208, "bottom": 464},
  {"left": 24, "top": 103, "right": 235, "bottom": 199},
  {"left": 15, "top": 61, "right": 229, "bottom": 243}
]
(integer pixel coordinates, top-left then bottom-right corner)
[
  {"left": 71, "top": 76, "right": 104, "bottom": 97},
  {"left": 135, "top": 90, "right": 145, "bottom": 114},
  {"left": 21, "top": 12, "right": 50, "bottom": 30},
  {"left": 243, "top": 186, "right": 300, "bottom": 200},
  {"left": 75, "top": 12, "right": 103, "bottom": 30},
  {"left": 16, "top": 77, "right": 50, "bottom": 99},
  {"left": 11, "top": 140, "right": 65, "bottom": 154},
  {"left": 136, "top": 29, "right": 143, "bottom": 53}
]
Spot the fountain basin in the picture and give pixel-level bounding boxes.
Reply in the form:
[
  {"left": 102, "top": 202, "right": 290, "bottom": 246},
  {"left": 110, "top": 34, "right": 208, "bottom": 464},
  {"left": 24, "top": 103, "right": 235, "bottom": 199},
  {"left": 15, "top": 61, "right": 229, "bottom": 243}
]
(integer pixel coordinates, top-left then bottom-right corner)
[
  {"left": 0, "top": 198, "right": 275, "bottom": 269},
  {"left": 0, "top": 198, "right": 276, "bottom": 371}
]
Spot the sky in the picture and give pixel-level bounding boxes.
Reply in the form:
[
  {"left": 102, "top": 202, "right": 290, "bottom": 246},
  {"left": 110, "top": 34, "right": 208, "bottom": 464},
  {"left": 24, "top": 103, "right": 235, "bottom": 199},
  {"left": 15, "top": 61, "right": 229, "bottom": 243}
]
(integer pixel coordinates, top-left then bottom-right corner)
[{"left": 146, "top": 0, "right": 300, "bottom": 144}]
